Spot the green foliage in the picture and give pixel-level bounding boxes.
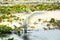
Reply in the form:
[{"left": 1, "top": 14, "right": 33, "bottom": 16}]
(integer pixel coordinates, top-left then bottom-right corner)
[
  {"left": 0, "top": 4, "right": 60, "bottom": 14},
  {"left": 1, "top": 15, "right": 8, "bottom": 19},
  {"left": 17, "top": 27, "right": 23, "bottom": 31},
  {"left": 14, "top": 17, "right": 19, "bottom": 20},
  {"left": 38, "top": 18, "right": 41, "bottom": 21},
  {"left": 30, "top": 7, "right": 36, "bottom": 12},
  {"left": 22, "top": 18, "right": 25, "bottom": 21},
  {"left": 50, "top": 18, "right": 55, "bottom": 23},
  {"left": 12, "top": 5, "right": 27, "bottom": 13},
  {"left": 7, "top": 18, "right": 12, "bottom": 23},
  {"left": 43, "top": 27, "right": 47, "bottom": 30},
  {"left": 0, "top": 14, "right": 17, "bottom": 22},
  {"left": 0, "top": 16, "right": 2, "bottom": 22},
  {"left": 0, "top": 6, "right": 13, "bottom": 14},
  {"left": 0, "top": 14, "right": 16, "bottom": 19},
  {"left": 0, "top": 34, "right": 8, "bottom": 37},
  {"left": 30, "top": 26, "right": 35, "bottom": 28},
  {"left": 34, "top": 22, "right": 38, "bottom": 24},
  {"left": 8, "top": 38, "right": 14, "bottom": 40},
  {"left": 30, "top": 4, "right": 60, "bottom": 11},
  {"left": 0, "top": 25, "right": 12, "bottom": 33},
  {"left": 0, "top": 5, "right": 27, "bottom": 14},
  {"left": 52, "top": 22, "right": 57, "bottom": 26},
  {"left": 43, "top": 20, "right": 47, "bottom": 23},
  {"left": 47, "top": 24, "right": 51, "bottom": 26},
  {"left": 49, "top": 18, "right": 57, "bottom": 26}
]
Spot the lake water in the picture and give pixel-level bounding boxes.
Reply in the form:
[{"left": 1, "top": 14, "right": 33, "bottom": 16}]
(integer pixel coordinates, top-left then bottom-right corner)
[
  {"left": 0, "top": 11, "right": 60, "bottom": 40},
  {"left": 0, "top": 29, "right": 60, "bottom": 40}
]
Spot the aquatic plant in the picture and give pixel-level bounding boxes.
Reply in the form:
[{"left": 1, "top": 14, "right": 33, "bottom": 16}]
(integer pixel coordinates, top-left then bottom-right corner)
[
  {"left": 0, "top": 34, "right": 8, "bottom": 37},
  {"left": 50, "top": 18, "right": 55, "bottom": 23},
  {"left": 22, "top": 18, "right": 25, "bottom": 21},
  {"left": 47, "top": 24, "right": 51, "bottom": 26},
  {"left": 0, "top": 6, "right": 13, "bottom": 14},
  {"left": 14, "top": 17, "right": 19, "bottom": 20},
  {"left": 0, "top": 16, "right": 2, "bottom": 22},
  {"left": 30, "top": 26, "right": 35, "bottom": 28},
  {"left": 49, "top": 18, "right": 57, "bottom": 26},
  {"left": 43, "top": 27, "right": 47, "bottom": 30},
  {"left": 12, "top": 5, "right": 27, "bottom": 13},
  {"left": 38, "top": 18, "right": 41, "bottom": 21},
  {"left": 8, "top": 38, "right": 14, "bottom": 40},
  {"left": 0, "top": 4, "right": 60, "bottom": 14},
  {"left": 7, "top": 18, "right": 12, "bottom": 23},
  {"left": 34, "top": 22, "right": 38, "bottom": 25},
  {"left": 30, "top": 4, "right": 60, "bottom": 11},
  {"left": 43, "top": 20, "right": 47, "bottom": 23},
  {"left": 0, "top": 25, "right": 12, "bottom": 33}
]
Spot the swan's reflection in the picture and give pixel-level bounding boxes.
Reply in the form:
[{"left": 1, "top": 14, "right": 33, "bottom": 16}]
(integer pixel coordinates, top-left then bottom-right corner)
[{"left": 23, "top": 34, "right": 30, "bottom": 40}]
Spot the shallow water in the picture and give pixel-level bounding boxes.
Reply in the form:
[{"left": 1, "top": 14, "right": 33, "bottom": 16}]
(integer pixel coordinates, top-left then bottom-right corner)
[
  {"left": 0, "top": 30, "right": 60, "bottom": 40},
  {"left": 0, "top": 11, "right": 60, "bottom": 40},
  {"left": 29, "top": 30, "right": 60, "bottom": 40}
]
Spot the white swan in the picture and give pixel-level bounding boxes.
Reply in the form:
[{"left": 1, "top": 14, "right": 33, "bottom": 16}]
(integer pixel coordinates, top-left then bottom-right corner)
[{"left": 21, "top": 11, "right": 44, "bottom": 33}]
